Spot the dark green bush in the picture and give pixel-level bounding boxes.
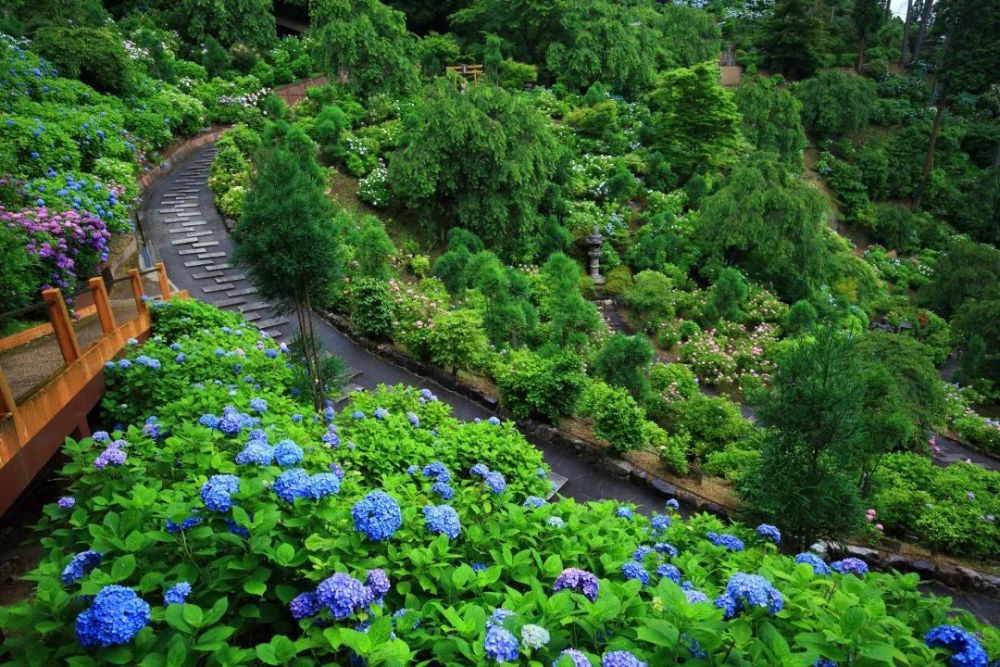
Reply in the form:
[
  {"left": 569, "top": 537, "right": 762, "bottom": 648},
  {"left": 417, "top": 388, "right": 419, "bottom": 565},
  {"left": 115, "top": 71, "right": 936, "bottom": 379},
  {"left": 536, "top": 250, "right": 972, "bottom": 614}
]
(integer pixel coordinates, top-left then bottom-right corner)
[{"left": 32, "top": 27, "right": 134, "bottom": 95}]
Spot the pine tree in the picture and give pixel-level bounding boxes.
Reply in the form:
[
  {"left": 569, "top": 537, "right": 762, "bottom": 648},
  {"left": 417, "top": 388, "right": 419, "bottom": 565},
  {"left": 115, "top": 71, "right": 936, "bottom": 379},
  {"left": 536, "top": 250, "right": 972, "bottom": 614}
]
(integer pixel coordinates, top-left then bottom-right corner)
[
  {"left": 759, "top": 0, "right": 825, "bottom": 79},
  {"left": 233, "top": 125, "right": 341, "bottom": 410}
]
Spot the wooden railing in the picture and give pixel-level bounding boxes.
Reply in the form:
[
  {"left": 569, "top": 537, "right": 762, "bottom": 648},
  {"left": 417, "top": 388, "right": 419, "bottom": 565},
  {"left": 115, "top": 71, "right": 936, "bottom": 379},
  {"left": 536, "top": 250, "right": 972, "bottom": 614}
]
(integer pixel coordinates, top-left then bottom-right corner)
[{"left": 0, "top": 263, "right": 187, "bottom": 516}]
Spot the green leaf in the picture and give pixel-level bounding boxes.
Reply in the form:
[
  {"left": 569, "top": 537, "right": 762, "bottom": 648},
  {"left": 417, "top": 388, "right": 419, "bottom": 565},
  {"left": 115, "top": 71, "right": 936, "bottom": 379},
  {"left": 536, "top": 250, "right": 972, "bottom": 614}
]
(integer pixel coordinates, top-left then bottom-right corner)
[
  {"left": 164, "top": 605, "right": 194, "bottom": 634},
  {"left": 274, "top": 543, "right": 294, "bottom": 566},
  {"left": 451, "top": 564, "right": 473, "bottom": 589},
  {"left": 271, "top": 635, "right": 296, "bottom": 663},
  {"left": 636, "top": 619, "right": 679, "bottom": 648},
  {"left": 243, "top": 580, "right": 267, "bottom": 596},
  {"left": 182, "top": 604, "right": 204, "bottom": 628},
  {"left": 203, "top": 597, "right": 229, "bottom": 625},
  {"left": 255, "top": 644, "right": 278, "bottom": 666},
  {"left": 100, "top": 646, "right": 133, "bottom": 665},
  {"left": 196, "top": 625, "right": 236, "bottom": 650},
  {"left": 541, "top": 554, "right": 563, "bottom": 578},
  {"left": 111, "top": 555, "right": 136, "bottom": 582},
  {"left": 232, "top": 505, "right": 252, "bottom": 529},
  {"left": 166, "top": 640, "right": 187, "bottom": 667}
]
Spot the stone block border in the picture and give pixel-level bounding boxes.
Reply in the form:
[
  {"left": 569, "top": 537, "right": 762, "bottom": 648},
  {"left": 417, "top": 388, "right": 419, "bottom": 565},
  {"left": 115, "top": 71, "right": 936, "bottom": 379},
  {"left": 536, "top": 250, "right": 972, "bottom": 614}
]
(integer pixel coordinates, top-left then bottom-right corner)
[{"left": 315, "top": 307, "right": 1000, "bottom": 598}]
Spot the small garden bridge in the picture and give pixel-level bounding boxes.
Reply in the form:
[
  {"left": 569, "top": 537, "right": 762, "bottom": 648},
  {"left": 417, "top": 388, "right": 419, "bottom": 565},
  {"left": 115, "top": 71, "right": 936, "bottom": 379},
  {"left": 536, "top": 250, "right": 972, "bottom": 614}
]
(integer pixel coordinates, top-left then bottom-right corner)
[{"left": 0, "top": 264, "right": 186, "bottom": 515}]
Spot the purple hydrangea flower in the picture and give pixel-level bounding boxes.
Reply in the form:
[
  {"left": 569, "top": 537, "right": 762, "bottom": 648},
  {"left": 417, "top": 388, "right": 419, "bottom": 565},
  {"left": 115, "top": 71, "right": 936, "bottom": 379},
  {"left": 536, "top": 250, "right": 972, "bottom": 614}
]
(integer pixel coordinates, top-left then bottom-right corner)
[
  {"left": 553, "top": 568, "right": 599, "bottom": 602},
  {"left": 289, "top": 591, "right": 322, "bottom": 620},
  {"left": 366, "top": 569, "right": 391, "bottom": 599},
  {"left": 406, "top": 412, "right": 419, "bottom": 427},
  {"left": 601, "top": 651, "right": 647, "bottom": 667},
  {"left": 57, "top": 496, "right": 76, "bottom": 509},
  {"left": 553, "top": 649, "right": 593, "bottom": 667},
  {"left": 95, "top": 447, "right": 127, "bottom": 469}
]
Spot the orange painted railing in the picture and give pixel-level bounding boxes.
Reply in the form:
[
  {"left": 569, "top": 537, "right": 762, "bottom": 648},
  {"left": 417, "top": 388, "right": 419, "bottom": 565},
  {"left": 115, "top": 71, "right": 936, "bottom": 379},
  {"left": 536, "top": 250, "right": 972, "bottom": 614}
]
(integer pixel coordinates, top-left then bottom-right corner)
[{"left": 0, "top": 263, "right": 187, "bottom": 516}]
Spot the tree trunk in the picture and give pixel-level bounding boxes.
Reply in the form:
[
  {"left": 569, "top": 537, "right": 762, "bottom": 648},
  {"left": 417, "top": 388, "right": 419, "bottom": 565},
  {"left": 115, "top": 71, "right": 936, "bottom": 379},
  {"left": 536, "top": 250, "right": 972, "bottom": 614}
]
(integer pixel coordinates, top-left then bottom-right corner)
[
  {"left": 304, "top": 287, "right": 325, "bottom": 404},
  {"left": 857, "top": 34, "right": 867, "bottom": 73},
  {"left": 899, "top": 0, "right": 914, "bottom": 66},
  {"left": 915, "top": 98, "right": 945, "bottom": 209},
  {"left": 911, "top": 0, "right": 935, "bottom": 64},
  {"left": 994, "top": 140, "right": 1000, "bottom": 168}
]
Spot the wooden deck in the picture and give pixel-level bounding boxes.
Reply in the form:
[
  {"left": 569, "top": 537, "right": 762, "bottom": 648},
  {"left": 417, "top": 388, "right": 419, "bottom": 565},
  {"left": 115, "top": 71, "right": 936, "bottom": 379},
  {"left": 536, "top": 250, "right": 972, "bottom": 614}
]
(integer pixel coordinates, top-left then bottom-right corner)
[{"left": 0, "top": 264, "right": 186, "bottom": 516}]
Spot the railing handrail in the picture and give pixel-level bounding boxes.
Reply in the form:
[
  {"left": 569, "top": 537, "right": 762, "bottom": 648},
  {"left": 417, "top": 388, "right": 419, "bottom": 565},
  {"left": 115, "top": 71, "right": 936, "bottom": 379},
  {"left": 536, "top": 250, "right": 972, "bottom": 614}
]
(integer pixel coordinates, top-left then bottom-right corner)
[{"left": 0, "top": 300, "right": 47, "bottom": 323}]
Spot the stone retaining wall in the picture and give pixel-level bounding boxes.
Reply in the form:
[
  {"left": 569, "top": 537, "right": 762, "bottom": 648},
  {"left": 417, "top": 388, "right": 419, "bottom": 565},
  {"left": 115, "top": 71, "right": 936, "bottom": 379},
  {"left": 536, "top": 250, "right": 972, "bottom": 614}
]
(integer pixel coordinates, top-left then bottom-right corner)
[{"left": 315, "top": 307, "right": 1000, "bottom": 598}]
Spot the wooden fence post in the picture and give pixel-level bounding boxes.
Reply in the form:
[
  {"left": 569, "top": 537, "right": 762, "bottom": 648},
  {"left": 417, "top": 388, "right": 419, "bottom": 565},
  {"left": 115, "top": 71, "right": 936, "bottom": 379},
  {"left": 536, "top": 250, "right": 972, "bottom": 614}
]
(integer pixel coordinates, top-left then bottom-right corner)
[
  {"left": 128, "top": 269, "right": 148, "bottom": 315},
  {"left": 155, "top": 262, "right": 172, "bottom": 301},
  {"left": 88, "top": 277, "right": 117, "bottom": 334},
  {"left": 42, "top": 288, "right": 81, "bottom": 364}
]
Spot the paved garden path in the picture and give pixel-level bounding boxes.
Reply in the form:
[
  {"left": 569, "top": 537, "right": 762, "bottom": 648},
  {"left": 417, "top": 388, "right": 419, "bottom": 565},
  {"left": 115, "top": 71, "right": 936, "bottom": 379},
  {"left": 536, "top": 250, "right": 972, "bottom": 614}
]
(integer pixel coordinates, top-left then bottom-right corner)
[
  {"left": 140, "top": 144, "right": 1000, "bottom": 626},
  {"left": 141, "top": 143, "right": 665, "bottom": 513}
]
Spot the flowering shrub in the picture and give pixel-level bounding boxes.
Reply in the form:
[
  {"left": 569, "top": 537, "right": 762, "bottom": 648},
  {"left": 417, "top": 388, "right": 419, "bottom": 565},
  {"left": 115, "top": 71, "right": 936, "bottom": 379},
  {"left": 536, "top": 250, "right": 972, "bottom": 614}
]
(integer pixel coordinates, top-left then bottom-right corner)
[
  {"left": 679, "top": 321, "right": 778, "bottom": 388},
  {"left": 1, "top": 301, "right": 997, "bottom": 665}
]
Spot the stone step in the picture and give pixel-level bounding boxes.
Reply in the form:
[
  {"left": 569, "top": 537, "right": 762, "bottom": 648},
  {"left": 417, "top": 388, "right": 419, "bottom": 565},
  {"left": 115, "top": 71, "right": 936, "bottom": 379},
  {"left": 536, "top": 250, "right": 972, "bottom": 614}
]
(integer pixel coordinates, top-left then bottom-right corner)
[
  {"left": 261, "top": 329, "right": 283, "bottom": 339},
  {"left": 244, "top": 312, "right": 262, "bottom": 323},
  {"left": 239, "top": 302, "right": 269, "bottom": 313},
  {"left": 226, "top": 287, "right": 257, "bottom": 297},
  {"left": 202, "top": 284, "right": 234, "bottom": 294},
  {"left": 205, "top": 263, "right": 232, "bottom": 271},
  {"left": 177, "top": 248, "right": 202, "bottom": 255},
  {"left": 215, "top": 296, "right": 249, "bottom": 308},
  {"left": 197, "top": 252, "right": 227, "bottom": 260},
  {"left": 183, "top": 259, "right": 214, "bottom": 268},
  {"left": 193, "top": 271, "right": 224, "bottom": 280},
  {"left": 192, "top": 241, "right": 220, "bottom": 248},
  {"left": 217, "top": 274, "right": 245, "bottom": 283},
  {"left": 180, "top": 221, "right": 208, "bottom": 227},
  {"left": 257, "top": 317, "right": 289, "bottom": 330},
  {"left": 171, "top": 237, "right": 199, "bottom": 245}
]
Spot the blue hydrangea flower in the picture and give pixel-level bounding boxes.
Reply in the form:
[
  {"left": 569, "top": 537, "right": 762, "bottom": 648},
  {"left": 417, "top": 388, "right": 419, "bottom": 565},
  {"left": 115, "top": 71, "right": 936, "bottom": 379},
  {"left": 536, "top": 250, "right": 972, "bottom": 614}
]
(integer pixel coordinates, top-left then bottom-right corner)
[
  {"left": 795, "top": 553, "right": 830, "bottom": 576},
  {"left": 249, "top": 398, "right": 268, "bottom": 413},
  {"left": 57, "top": 496, "right": 75, "bottom": 509},
  {"left": 665, "top": 499, "right": 680, "bottom": 510},
  {"left": 422, "top": 461, "right": 451, "bottom": 482},
  {"left": 236, "top": 440, "right": 274, "bottom": 466},
  {"left": 407, "top": 412, "right": 419, "bottom": 427},
  {"left": 289, "top": 591, "right": 322, "bottom": 620},
  {"left": 470, "top": 463, "right": 490, "bottom": 477},
  {"left": 374, "top": 407, "right": 389, "bottom": 420},
  {"left": 521, "top": 624, "right": 550, "bottom": 649},
  {"left": 553, "top": 649, "right": 593, "bottom": 667},
  {"left": 95, "top": 446, "right": 127, "bottom": 469},
  {"left": 756, "top": 523, "right": 781, "bottom": 543},
  {"left": 523, "top": 496, "right": 546, "bottom": 508},
  {"left": 61, "top": 550, "right": 102, "bottom": 585},
  {"left": 274, "top": 469, "right": 310, "bottom": 503},
  {"left": 75, "top": 585, "right": 150, "bottom": 648},
  {"left": 830, "top": 558, "right": 869, "bottom": 576},
  {"left": 632, "top": 546, "right": 653, "bottom": 562},
  {"left": 322, "top": 430, "right": 341, "bottom": 448},
  {"left": 117, "top": 359, "right": 132, "bottom": 369},
  {"left": 274, "top": 439, "right": 304, "bottom": 467},
  {"left": 92, "top": 431, "right": 110, "bottom": 442},
  {"left": 432, "top": 481, "right": 455, "bottom": 500},
  {"left": 656, "top": 563, "right": 682, "bottom": 584},
  {"left": 813, "top": 659, "right": 838, "bottom": 667},
  {"left": 713, "top": 573, "right": 784, "bottom": 619},
  {"left": 650, "top": 515, "right": 671, "bottom": 531},
  {"left": 265, "top": 349, "right": 278, "bottom": 358},
  {"left": 553, "top": 568, "right": 599, "bottom": 602},
  {"left": 316, "top": 573, "right": 372, "bottom": 620},
  {"left": 601, "top": 650, "right": 647, "bottom": 667},
  {"left": 304, "top": 473, "right": 341, "bottom": 500},
  {"left": 225, "top": 518, "right": 250, "bottom": 539},
  {"left": 548, "top": 516, "right": 565, "bottom": 528},
  {"left": 291, "top": 413, "right": 303, "bottom": 423},
  {"left": 489, "top": 608, "right": 514, "bottom": 628},
  {"left": 164, "top": 582, "right": 191, "bottom": 605},
  {"left": 484, "top": 472, "right": 506, "bottom": 494},
  {"left": 352, "top": 411, "right": 365, "bottom": 420},
  {"left": 615, "top": 507, "right": 633, "bottom": 519},
  {"left": 488, "top": 416, "right": 501, "bottom": 426},
  {"left": 423, "top": 504, "right": 461, "bottom": 540},
  {"left": 199, "top": 414, "right": 219, "bottom": 429},
  {"left": 924, "top": 625, "right": 988, "bottom": 667},
  {"left": 352, "top": 491, "right": 402, "bottom": 541},
  {"left": 685, "top": 589, "right": 709, "bottom": 604},
  {"left": 653, "top": 542, "right": 678, "bottom": 557},
  {"left": 175, "top": 353, "right": 187, "bottom": 363},
  {"left": 621, "top": 561, "right": 649, "bottom": 586},
  {"left": 420, "top": 388, "right": 437, "bottom": 402},
  {"left": 165, "top": 516, "right": 202, "bottom": 533},
  {"left": 329, "top": 462, "right": 345, "bottom": 480},
  {"left": 484, "top": 625, "right": 519, "bottom": 662},
  {"left": 472, "top": 563, "right": 488, "bottom": 573},
  {"left": 201, "top": 474, "right": 240, "bottom": 512},
  {"left": 706, "top": 531, "right": 744, "bottom": 552}
]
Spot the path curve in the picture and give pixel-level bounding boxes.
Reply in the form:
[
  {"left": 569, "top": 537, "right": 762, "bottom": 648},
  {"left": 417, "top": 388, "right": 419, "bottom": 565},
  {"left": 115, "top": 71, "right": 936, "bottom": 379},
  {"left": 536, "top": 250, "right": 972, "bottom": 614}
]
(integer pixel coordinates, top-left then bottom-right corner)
[
  {"left": 140, "top": 142, "right": 1000, "bottom": 625},
  {"left": 140, "top": 142, "right": 666, "bottom": 513}
]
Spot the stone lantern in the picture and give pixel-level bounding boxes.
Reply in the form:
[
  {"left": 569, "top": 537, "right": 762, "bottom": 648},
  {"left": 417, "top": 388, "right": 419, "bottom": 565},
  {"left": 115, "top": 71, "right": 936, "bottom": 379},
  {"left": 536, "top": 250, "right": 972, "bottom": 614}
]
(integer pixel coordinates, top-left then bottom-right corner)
[{"left": 587, "top": 224, "right": 605, "bottom": 285}]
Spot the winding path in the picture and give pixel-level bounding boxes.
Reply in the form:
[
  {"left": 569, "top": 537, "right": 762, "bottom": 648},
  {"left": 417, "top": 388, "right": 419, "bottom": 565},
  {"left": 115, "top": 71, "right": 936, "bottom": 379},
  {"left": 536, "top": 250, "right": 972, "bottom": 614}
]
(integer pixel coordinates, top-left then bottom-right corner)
[
  {"left": 140, "top": 142, "right": 1000, "bottom": 626},
  {"left": 141, "top": 143, "right": 666, "bottom": 513}
]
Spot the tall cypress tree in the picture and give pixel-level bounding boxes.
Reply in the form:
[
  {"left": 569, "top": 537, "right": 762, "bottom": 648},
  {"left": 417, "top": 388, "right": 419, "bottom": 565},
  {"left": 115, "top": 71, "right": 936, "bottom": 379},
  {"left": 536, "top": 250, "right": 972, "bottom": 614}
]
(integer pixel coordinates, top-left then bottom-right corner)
[{"left": 233, "top": 125, "right": 341, "bottom": 410}]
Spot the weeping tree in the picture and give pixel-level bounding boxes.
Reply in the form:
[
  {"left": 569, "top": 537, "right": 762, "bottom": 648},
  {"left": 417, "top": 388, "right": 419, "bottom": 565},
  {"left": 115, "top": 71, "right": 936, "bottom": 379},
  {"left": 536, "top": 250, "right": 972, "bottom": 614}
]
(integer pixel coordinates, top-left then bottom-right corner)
[{"left": 233, "top": 124, "right": 341, "bottom": 410}]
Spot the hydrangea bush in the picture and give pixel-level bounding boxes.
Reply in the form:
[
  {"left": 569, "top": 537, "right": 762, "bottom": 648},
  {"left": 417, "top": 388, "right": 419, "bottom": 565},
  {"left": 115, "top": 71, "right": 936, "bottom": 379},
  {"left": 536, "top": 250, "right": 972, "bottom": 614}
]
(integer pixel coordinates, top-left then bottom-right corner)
[{"left": 2, "top": 302, "right": 997, "bottom": 666}]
